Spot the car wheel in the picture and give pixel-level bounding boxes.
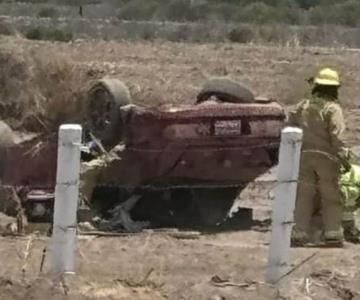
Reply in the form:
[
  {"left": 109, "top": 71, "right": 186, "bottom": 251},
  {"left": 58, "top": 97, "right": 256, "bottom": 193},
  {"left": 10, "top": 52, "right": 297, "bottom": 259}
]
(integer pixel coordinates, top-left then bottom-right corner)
[
  {"left": 197, "top": 77, "right": 255, "bottom": 104},
  {"left": 0, "top": 121, "right": 15, "bottom": 148},
  {"left": 87, "top": 78, "right": 131, "bottom": 148}
]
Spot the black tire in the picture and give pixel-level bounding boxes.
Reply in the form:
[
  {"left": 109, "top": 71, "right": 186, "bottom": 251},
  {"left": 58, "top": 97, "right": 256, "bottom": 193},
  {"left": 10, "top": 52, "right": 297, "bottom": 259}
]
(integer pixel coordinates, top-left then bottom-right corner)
[
  {"left": 0, "top": 121, "right": 15, "bottom": 147},
  {"left": 197, "top": 78, "right": 255, "bottom": 104},
  {"left": 87, "top": 78, "right": 131, "bottom": 148},
  {"left": 192, "top": 187, "right": 239, "bottom": 227},
  {"left": 0, "top": 121, "right": 15, "bottom": 178}
]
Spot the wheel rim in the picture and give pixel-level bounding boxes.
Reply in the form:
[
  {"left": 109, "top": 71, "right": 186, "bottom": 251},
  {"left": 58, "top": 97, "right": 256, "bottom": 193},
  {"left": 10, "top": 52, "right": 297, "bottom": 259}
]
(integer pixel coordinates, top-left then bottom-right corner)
[{"left": 89, "top": 88, "right": 115, "bottom": 137}]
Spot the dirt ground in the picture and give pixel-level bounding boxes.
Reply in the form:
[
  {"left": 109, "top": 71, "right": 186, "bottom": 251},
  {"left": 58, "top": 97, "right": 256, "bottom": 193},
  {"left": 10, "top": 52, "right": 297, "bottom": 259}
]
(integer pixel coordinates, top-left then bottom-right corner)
[
  {"left": 1, "top": 214, "right": 360, "bottom": 300},
  {"left": 2, "top": 37, "right": 360, "bottom": 299}
]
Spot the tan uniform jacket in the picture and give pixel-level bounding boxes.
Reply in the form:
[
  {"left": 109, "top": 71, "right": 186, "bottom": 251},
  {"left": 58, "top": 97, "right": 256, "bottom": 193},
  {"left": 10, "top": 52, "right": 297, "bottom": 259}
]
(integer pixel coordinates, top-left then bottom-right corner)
[{"left": 288, "top": 96, "right": 345, "bottom": 158}]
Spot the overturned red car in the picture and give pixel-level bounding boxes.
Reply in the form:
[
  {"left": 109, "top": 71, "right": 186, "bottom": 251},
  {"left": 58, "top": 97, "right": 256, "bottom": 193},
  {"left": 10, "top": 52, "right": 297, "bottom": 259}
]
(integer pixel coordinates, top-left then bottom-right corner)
[{"left": 1, "top": 77, "right": 285, "bottom": 226}]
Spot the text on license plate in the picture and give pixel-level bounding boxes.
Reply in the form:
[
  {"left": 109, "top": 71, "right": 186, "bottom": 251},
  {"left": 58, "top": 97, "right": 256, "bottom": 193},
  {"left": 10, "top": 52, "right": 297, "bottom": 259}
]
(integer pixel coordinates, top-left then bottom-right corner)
[{"left": 214, "top": 120, "right": 242, "bottom": 136}]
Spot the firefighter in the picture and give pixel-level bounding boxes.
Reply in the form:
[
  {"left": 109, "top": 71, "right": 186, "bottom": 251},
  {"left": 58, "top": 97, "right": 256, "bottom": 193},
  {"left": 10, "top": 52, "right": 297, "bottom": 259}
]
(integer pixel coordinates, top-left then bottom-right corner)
[
  {"left": 340, "top": 161, "right": 360, "bottom": 243},
  {"left": 289, "top": 68, "right": 346, "bottom": 247},
  {"left": 311, "top": 158, "right": 360, "bottom": 244}
]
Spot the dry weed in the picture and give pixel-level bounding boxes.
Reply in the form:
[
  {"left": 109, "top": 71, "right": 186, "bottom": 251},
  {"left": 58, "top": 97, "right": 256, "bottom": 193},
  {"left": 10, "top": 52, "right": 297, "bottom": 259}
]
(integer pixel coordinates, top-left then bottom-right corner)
[{"left": 0, "top": 37, "right": 91, "bottom": 133}]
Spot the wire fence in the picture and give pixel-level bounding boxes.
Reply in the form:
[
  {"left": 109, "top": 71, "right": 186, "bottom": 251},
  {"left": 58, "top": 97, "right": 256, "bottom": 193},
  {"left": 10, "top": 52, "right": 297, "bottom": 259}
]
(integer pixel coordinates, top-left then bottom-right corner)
[
  {"left": 83, "top": 141, "right": 347, "bottom": 190},
  {"left": 1, "top": 139, "right": 348, "bottom": 196}
]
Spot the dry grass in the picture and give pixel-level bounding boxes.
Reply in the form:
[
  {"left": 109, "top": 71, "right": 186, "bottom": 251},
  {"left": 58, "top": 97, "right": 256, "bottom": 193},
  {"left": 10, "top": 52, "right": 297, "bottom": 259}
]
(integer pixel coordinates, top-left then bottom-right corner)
[
  {"left": 1, "top": 36, "right": 360, "bottom": 136},
  {"left": 0, "top": 37, "right": 91, "bottom": 133}
]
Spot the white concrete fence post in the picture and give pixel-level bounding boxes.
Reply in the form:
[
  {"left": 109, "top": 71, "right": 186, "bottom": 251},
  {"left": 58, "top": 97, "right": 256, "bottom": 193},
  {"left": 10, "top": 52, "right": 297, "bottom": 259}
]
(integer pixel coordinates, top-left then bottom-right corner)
[
  {"left": 50, "top": 124, "right": 82, "bottom": 279},
  {"left": 266, "top": 127, "right": 303, "bottom": 284}
]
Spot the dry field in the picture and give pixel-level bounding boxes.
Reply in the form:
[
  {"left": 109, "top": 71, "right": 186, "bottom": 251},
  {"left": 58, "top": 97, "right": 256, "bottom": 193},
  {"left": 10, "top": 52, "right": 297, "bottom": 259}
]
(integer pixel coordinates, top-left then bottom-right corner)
[{"left": 1, "top": 37, "right": 360, "bottom": 300}]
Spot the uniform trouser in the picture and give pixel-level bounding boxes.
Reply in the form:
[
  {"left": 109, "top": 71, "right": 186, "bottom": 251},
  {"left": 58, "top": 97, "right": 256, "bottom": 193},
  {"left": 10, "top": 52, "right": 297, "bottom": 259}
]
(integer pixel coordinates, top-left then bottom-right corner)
[
  {"left": 80, "top": 153, "right": 120, "bottom": 205},
  {"left": 293, "top": 153, "right": 343, "bottom": 240},
  {"left": 80, "top": 157, "right": 107, "bottom": 205},
  {"left": 343, "top": 207, "right": 356, "bottom": 222},
  {"left": 341, "top": 187, "right": 359, "bottom": 222},
  {"left": 342, "top": 203, "right": 357, "bottom": 222}
]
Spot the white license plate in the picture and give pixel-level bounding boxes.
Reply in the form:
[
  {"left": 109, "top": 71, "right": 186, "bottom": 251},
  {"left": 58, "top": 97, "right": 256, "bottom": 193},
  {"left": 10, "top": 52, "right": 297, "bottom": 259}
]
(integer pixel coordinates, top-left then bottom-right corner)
[{"left": 214, "top": 120, "right": 242, "bottom": 136}]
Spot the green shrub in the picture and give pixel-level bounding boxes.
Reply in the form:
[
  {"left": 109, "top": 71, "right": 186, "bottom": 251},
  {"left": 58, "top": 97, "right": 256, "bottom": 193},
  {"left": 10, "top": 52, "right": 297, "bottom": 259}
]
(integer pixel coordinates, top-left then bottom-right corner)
[
  {"left": 13, "top": 0, "right": 48, "bottom": 3},
  {"left": 37, "top": 7, "right": 59, "bottom": 18},
  {"left": 16, "top": 0, "right": 360, "bottom": 28},
  {"left": 0, "top": 22, "right": 14, "bottom": 36},
  {"left": 48, "top": 27, "right": 73, "bottom": 42},
  {"left": 331, "top": 0, "right": 360, "bottom": 27},
  {"left": 25, "top": 27, "right": 42, "bottom": 40},
  {"left": 295, "top": 0, "right": 321, "bottom": 9},
  {"left": 209, "top": 3, "right": 238, "bottom": 21},
  {"left": 281, "top": 6, "right": 304, "bottom": 25},
  {"left": 165, "top": 24, "right": 190, "bottom": 42},
  {"left": 309, "top": 0, "right": 360, "bottom": 27},
  {"left": 257, "top": 25, "right": 288, "bottom": 44},
  {"left": 237, "top": 2, "right": 283, "bottom": 24},
  {"left": 228, "top": 25, "right": 254, "bottom": 43},
  {"left": 156, "top": 0, "right": 209, "bottom": 22},
  {"left": 117, "top": 0, "right": 159, "bottom": 21},
  {"left": 25, "top": 26, "right": 73, "bottom": 42},
  {"left": 141, "top": 27, "right": 156, "bottom": 40}
]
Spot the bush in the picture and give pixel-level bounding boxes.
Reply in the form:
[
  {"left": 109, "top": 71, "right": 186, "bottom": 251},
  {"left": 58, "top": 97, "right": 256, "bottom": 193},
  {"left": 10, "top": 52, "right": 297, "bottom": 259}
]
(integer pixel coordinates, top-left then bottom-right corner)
[
  {"left": 257, "top": 24, "right": 288, "bottom": 44},
  {"left": 49, "top": 27, "right": 73, "bottom": 42},
  {"left": 228, "top": 25, "right": 254, "bottom": 43},
  {"left": 117, "top": 0, "right": 159, "bottom": 21},
  {"left": 166, "top": 24, "right": 189, "bottom": 42},
  {"left": 156, "top": 0, "right": 209, "bottom": 22},
  {"left": 295, "top": 0, "right": 321, "bottom": 9},
  {"left": 237, "top": 2, "right": 283, "bottom": 24},
  {"left": 208, "top": 3, "right": 238, "bottom": 21},
  {"left": 281, "top": 6, "right": 304, "bottom": 25},
  {"left": 25, "top": 26, "right": 73, "bottom": 42},
  {"left": 331, "top": 0, "right": 360, "bottom": 27},
  {"left": 37, "top": 7, "right": 59, "bottom": 18},
  {"left": 309, "top": 0, "right": 360, "bottom": 27},
  {"left": 25, "top": 27, "right": 42, "bottom": 40},
  {"left": 0, "top": 22, "right": 14, "bottom": 36}
]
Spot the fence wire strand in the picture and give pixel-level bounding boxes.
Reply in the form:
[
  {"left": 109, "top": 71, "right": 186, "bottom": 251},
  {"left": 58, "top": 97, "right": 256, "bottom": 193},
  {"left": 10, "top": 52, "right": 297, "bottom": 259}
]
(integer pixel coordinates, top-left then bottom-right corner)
[
  {"left": 93, "top": 178, "right": 331, "bottom": 191},
  {"left": 2, "top": 139, "right": 345, "bottom": 194},
  {"left": 85, "top": 141, "right": 342, "bottom": 191},
  {"left": 125, "top": 141, "right": 280, "bottom": 153}
]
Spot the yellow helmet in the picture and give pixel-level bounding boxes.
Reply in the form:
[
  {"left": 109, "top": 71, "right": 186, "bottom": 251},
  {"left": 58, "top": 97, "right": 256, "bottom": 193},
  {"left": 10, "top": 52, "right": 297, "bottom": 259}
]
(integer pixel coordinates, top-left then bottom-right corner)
[{"left": 314, "top": 68, "right": 340, "bottom": 86}]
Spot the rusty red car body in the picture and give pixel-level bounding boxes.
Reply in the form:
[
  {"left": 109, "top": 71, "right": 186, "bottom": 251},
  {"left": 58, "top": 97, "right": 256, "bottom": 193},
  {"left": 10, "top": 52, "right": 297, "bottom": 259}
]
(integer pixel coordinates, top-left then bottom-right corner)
[
  {"left": 1, "top": 99, "right": 285, "bottom": 222},
  {"left": 107, "top": 100, "right": 285, "bottom": 187}
]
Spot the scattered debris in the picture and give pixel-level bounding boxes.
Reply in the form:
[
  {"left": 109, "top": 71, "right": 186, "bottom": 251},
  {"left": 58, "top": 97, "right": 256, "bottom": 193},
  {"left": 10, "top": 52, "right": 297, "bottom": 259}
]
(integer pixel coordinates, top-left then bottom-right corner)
[
  {"left": 39, "top": 247, "right": 47, "bottom": 274},
  {"left": 303, "top": 277, "right": 312, "bottom": 296},
  {"left": 209, "top": 296, "right": 226, "bottom": 300},
  {"left": 167, "top": 231, "right": 201, "bottom": 240},
  {"left": 310, "top": 270, "right": 357, "bottom": 300},
  {"left": 21, "top": 234, "right": 34, "bottom": 276},
  {"left": 210, "top": 275, "right": 260, "bottom": 289},
  {"left": 78, "top": 231, "right": 137, "bottom": 237},
  {"left": 114, "top": 267, "right": 165, "bottom": 290},
  {"left": 108, "top": 195, "right": 150, "bottom": 232},
  {"left": 78, "top": 227, "right": 201, "bottom": 240},
  {"left": 0, "top": 212, "right": 18, "bottom": 234},
  {"left": 78, "top": 222, "right": 96, "bottom": 232},
  {"left": 275, "top": 252, "right": 318, "bottom": 284}
]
